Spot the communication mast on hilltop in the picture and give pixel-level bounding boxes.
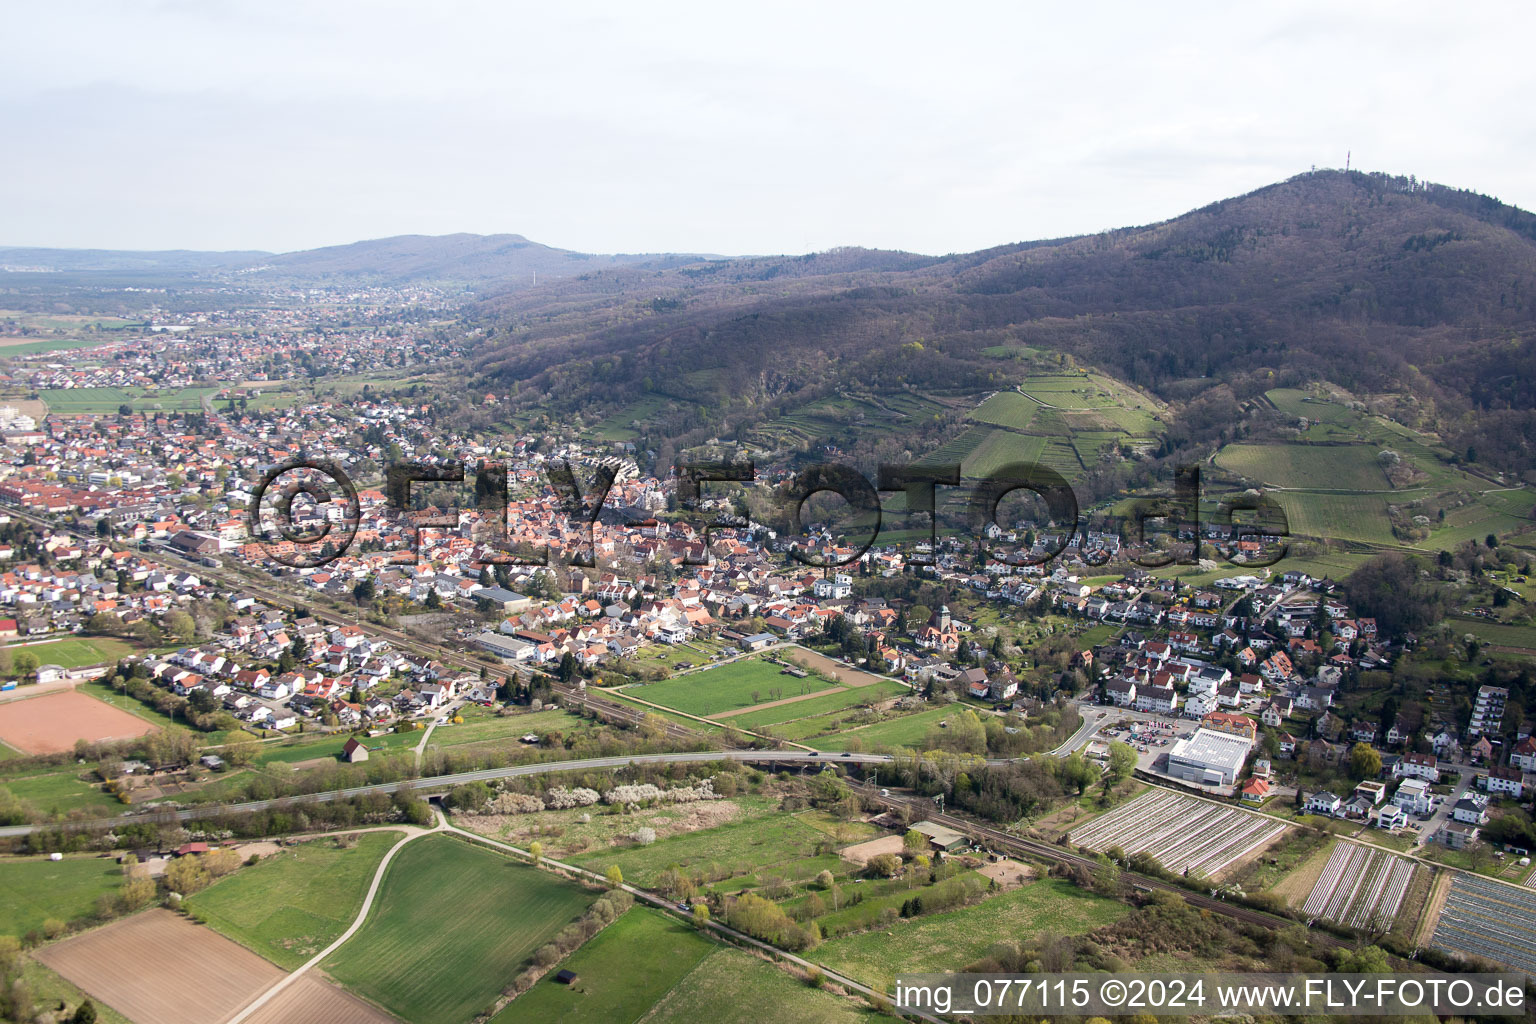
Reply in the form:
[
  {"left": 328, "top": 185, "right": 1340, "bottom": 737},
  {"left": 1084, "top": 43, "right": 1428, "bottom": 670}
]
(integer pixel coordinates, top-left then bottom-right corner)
[{"left": 1346, "top": 150, "right": 1351, "bottom": 171}]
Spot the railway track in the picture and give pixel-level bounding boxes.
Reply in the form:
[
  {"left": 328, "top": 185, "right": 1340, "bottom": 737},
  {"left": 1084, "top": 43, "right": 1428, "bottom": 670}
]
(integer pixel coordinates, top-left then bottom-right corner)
[
  {"left": 8, "top": 507, "right": 703, "bottom": 744},
  {"left": 846, "top": 780, "right": 1350, "bottom": 945},
  {"left": 1, "top": 507, "right": 1399, "bottom": 961}
]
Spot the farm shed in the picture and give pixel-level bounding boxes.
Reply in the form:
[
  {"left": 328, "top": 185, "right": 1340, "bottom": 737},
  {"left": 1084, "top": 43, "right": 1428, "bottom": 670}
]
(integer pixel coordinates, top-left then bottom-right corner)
[
  {"left": 909, "top": 820, "right": 969, "bottom": 853},
  {"left": 554, "top": 969, "right": 578, "bottom": 985}
]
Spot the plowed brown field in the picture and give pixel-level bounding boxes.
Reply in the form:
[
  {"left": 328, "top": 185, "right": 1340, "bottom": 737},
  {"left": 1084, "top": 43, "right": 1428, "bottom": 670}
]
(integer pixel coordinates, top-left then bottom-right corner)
[
  {"left": 35, "top": 909, "right": 395, "bottom": 1024},
  {"left": 238, "top": 974, "right": 398, "bottom": 1024},
  {"left": 36, "top": 910, "right": 281, "bottom": 1024}
]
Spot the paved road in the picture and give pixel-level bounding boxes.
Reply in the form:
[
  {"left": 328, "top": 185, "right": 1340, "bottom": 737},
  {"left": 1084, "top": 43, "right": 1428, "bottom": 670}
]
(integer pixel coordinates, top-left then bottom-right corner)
[
  {"left": 0, "top": 749, "right": 921, "bottom": 838},
  {"left": 1414, "top": 765, "right": 1476, "bottom": 849},
  {"left": 1048, "top": 705, "right": 1107, "bottom": 756}
]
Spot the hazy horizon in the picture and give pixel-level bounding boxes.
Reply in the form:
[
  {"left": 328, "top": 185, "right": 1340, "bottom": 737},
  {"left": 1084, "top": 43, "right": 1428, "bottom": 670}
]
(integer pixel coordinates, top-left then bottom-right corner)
[{"left": 6, "top": 0, "right": 1534, "bottom": 256}]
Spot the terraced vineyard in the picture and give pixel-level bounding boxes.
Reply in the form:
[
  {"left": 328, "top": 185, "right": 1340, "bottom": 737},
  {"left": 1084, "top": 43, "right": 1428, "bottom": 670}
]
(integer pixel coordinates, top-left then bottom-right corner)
[
  {"left": 1431, "top": 874, "right": 1536, "bottom": 975},
  {"left": 1299, "top": 843, "right": 1416, "bottom": 931},
  {"left": 1270, "top": 491, "right": 1400, "bottom": 545},
  {"left": 1068, "top": 790, "right": 1289, "bottom": 878},
  {"left": 970, "top": 391, "right": 1040, "bottom": 430},
  {"left": 1214, "top": 443, "right": 1393, "bottom": 491}
]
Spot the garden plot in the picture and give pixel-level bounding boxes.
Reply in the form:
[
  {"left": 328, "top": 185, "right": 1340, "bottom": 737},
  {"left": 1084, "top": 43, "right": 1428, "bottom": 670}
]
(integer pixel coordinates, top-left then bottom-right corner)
[
  {"left": 1299, "top": 843, "right": 1416, "bottom": 931},
  {"left": 1068, "top": 790, "right": 1289, "bottom": 878},
  {"left": 1431, "top": 873, "right": 1536, "bottom": 976}
]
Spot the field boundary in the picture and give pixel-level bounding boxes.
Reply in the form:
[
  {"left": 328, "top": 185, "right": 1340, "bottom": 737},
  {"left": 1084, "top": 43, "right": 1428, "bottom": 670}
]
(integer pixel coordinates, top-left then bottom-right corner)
[{"left": 224, "top": 823, "right": 435, "bottom": 1024}]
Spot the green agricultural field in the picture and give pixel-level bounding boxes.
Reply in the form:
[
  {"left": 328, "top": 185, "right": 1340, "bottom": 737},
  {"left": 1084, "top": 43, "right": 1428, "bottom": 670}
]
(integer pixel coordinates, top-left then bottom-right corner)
[
  {"left": 1262, "top": 551, "right": 1371, "bottom": 581},
  {"left": 622, "top": 658, "right": 818, "bottom": 718},
  {"left": 1266, "top": 388, "right": 1359, "bottom": 426},
  {"left": 966, "top": 428, "right": 1047, "bottom": 478},
  {"left": 250, "top": 729, "right": 420, "bottom": 766},
  {"left": 0, "top": 310, "right": 144, "bottom": 332},
  {"left": 568, "top": 808, "right": 842, "bottom": 889},
  {"left": 325, "top": 835, "right": 595, "bottom": 1024},
  {"left": 724, "top": 679, "right": 908, "bottom": 732},
  {"left": 644, "top": 945, "right": 877, "bottom": 1024},
  {"left": 1018, "top": 374, "right": 1110, "bottom": 410},
  {"left": 1424, "top": 503, "right": 1531, "bottom": 551},
  {"left": 491, "top": 907, "right": 716, "bottom": 1024},
  {"left": 20, "top": 959, "right": 134, "bottom": 1024},
  {"left": 594, "top": 394, "right": 671, "bottom": 441},
  {"left": 926, "top": 425, "right": 991, "bottom": 469},
  {"left": 0, "top": 856, "right": 126, "bottom": 937},
  {"left": 0, "top": 767, "right": 120, "bottom": 817},
  {"left": 187, "top": 831, "right": 401, "bottom": 969},
  {"left": 39, "top": 386, "right": 219, "bottom": 416},
  {"left": 814, "top": 879, "right": 1127, "bottom": 990},
  {"left": 599, "top": 691, "right": 724, "bottom": 734},
  {"left": 969, "top": 392, "right": 1040, "bottom": 430},
  {"left": 1215, "top": 443, "right": 1392, "bottom": 491},
  {"left": 0, "top": 336, "right": 119, "bottom": 358},
  {"left": 434, "top": 706, "right": 594, "bottom": 749},
  {"left": 10, "top": 636, "right": 136, "bottom": 669},
  {"left": 1270, "top": 491, "right": 1399, "bottom": 545},
  {"left": 810, "top": 704, "right": 960, "bottom": 752},
  {"left": 1452, "top": 619, "right": 1536, "bottom": 651}
]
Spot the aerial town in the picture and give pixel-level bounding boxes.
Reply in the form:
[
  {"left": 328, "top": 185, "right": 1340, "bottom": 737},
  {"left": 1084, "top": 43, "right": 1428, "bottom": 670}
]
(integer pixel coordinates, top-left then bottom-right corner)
[{"left": 4, "top": 8, "right": 1536, "bottom": 1015}]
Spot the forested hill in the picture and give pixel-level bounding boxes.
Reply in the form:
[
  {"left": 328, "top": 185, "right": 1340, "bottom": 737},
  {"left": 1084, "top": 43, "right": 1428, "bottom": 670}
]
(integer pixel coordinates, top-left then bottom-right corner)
[
  {"left": 253, "top": 233, "right": 714, "bottom": 286},
  {"left": 466, "top": 170, "right": 1536, "bottom": 474}
]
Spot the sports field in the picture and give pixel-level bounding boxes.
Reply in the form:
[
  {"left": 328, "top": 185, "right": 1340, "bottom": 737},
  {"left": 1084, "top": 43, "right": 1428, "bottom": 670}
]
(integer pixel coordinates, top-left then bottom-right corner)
[
  {"left": 0, "top": 690, "right": 154, "bottom": 754},
  {"left": 187, "top": 831, "right": 402, "bottom": 969},
  {"left": 8, "top": 636, "right": 136, "bottom": 669},
  {"left": 325, "top": 835, "right": 596, "bottom": 1024},
  {"left": 491, "top": 907, "right": 716, "bottom": 1024}
]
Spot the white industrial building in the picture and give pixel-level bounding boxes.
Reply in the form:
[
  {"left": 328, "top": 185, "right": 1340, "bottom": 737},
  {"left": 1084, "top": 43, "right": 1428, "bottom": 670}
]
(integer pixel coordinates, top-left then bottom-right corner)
[{"left": 1164, "top": 727, "right": 1251, "bottom": 787}]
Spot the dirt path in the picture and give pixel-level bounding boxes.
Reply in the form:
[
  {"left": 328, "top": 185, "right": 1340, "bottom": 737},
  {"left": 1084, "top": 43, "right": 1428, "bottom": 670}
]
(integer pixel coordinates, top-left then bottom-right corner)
[
  {"left": 223, "top": 818, "right": 443, "bottom": 1024},
  {"left": 710, "top": 686, "right": 844, "bottom": 719},
  {"left": 1413, "top": 869, "right": 1453, "bottom": 947}
]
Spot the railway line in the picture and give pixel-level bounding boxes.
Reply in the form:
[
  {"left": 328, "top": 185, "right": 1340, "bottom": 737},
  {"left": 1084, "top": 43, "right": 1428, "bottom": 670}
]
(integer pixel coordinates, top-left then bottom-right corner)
[
  {"left": 7, "top": 507, "right": 704, "bottom": 744},
  {"left": 844, "top": 779, "right": 1354, "bottom": 945},
  {"left": 0, "top": 507, "right": 1438, "bottom": 966}
]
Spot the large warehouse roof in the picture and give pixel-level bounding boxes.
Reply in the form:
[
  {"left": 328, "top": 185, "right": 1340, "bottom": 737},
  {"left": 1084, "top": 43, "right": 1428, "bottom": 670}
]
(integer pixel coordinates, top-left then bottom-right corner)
[{"left": 1168, "top": 727, "right": 1251, "bottom": 778}]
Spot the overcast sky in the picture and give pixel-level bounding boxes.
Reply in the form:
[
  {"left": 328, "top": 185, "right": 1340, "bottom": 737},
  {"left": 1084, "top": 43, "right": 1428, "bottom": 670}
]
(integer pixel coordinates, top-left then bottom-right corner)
[{"left": 5, "top": 1, "right": 1533, "bottom": 255}]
